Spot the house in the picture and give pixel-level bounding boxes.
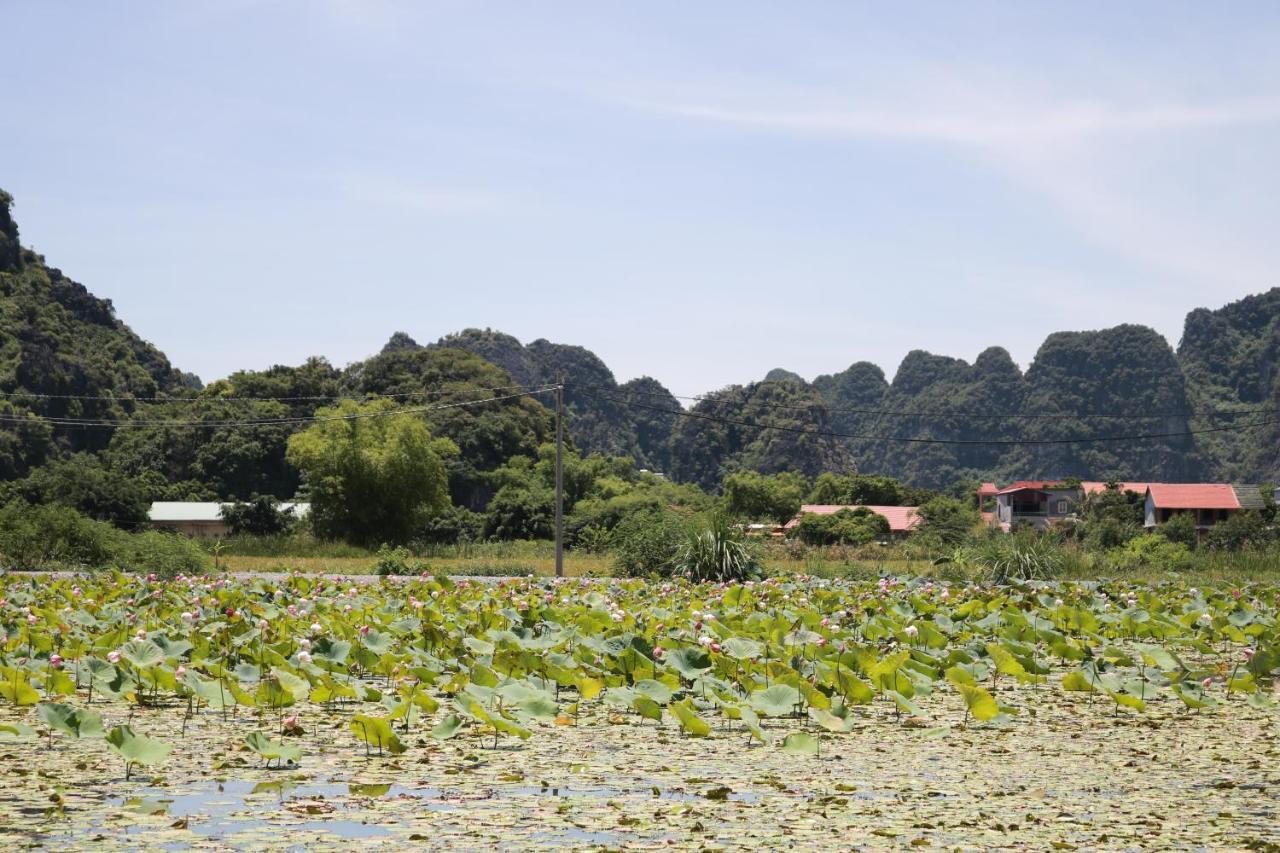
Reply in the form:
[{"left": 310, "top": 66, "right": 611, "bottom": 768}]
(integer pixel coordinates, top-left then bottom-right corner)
[
  {"left": 991, "top": 481, "right": 1150, "bottom": 532},
  {"left": 1143, "top": 484, "right": 1265, "bottom": 532},
  {"left": 148, "top": 502, "right": 310, "bottom": 537},
  {"left": 783, "top": 504, "right": 921, "bottom": 539},
  {"left": 991, "top": 482, "right": 1083, "bottom": 531}
]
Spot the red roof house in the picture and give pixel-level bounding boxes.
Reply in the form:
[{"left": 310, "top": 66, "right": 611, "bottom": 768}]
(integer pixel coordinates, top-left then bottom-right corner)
[
  {"left": 784, "top": 504, "right": 920, "bottom": 535},
  {"left": 1144, "top": 484, "right": 1241, "bottom": 530}
]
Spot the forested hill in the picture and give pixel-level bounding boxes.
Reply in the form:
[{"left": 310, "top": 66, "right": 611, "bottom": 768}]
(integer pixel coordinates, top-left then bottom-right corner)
[
  {"left": 0, "top": 190, "right": 193, "bottom": 479},
  {"left": 1, "top": 187, "right": 1278, "bottom": 498}
]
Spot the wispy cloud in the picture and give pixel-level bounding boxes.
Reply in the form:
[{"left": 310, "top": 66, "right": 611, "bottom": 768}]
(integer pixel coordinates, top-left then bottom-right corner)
[
  {"left": 338, "top": 172, "right": 509, "bottom": 216},
  {"left": 628, "top": 82, "right": 1280, "bottom": 294},
  {"left": 646, "top": 94, "right": 1280, "bottom": 147}
]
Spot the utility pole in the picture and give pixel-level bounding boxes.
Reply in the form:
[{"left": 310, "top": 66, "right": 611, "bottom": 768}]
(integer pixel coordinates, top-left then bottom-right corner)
[{"left": 554, "top": 378, "right": 565, "bottom": 578}]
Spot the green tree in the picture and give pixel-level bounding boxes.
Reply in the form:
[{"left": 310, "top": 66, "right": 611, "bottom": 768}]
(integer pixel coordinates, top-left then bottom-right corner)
[
  {"left": 1157, "top": 512, "right": 1199, "bottom": 550},
  {"left": 913, "top": 496, "right": 979, "bottom": 546},
  {"left": 285, "top": 399, "right": 457, "bottom": 546},
  {"left": 220, "top": 495, "right": 298, "bottom": 537},
  {"left": 790, "top": 507, "right": 890, "bottom": 546},
  {"left": 722, "top": 470, "right": 806, "bottom": 524}
]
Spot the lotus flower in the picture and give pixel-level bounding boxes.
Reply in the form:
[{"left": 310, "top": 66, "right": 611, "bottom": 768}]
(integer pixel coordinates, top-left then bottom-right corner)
[
  {"left": 652, "top": 646, "right": 664, "bottom": 658},
  {"left": 1202, "top": 677, "right": 1213, "bottom": 689},
  {"left": 108, "top": 650, "right": 122, "bottom": 664},
  {"left": 311, "top": 622, "right": 322, "bottom": 634},
  {"left": 175, "top": 665, "right": 186, "bottom": 679},
  {"left": 26, "top": 613, "right": 37, "bottom": 625},
  {"left": 904, "top": 626, "right": 918, "bottom": 638},
  {"left": 49, "top": 654, "right": 63, "bottom": 669},
  {"left": 1244, "top": 648, "right": 1255, "bottom": 662},
  {"left": 298, "top": 651, "right": 312, "bottom": 664}
]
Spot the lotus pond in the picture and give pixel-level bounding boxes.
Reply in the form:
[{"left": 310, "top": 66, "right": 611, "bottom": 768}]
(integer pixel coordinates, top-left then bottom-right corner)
[{"left": 0, "top": 571, "right": 1278, "bottom": 850}]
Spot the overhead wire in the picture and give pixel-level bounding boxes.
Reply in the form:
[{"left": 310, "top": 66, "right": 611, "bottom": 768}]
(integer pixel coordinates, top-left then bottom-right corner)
[
  {"left": 575, "top": 387, "right": 1280, "bottom": 447},
  {"left": 0, "top": 388, "right": 558, "bottom": 430},
  {"left": 570, "top": 381, "right": 1274, "bottom": 420}
]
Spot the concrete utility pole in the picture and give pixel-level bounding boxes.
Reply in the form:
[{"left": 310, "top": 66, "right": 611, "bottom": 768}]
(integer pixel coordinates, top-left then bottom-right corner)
[{"left": 554, "top": 378, "right": 565, "bottom": 578}]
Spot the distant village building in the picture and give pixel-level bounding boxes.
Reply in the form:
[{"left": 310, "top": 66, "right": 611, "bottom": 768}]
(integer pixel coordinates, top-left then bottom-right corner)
[
  {"left": 982, "top": 481, "right": 1266, "bottom": 535},
  {"left": 148, "top": 502, "right": 310, "bottom": 537},
  {"left": 783, "top": 504, "right": 921, "bottom": 539},
  {"left": 1143, "top": 484, "right": 1265, "bottom": 532}
]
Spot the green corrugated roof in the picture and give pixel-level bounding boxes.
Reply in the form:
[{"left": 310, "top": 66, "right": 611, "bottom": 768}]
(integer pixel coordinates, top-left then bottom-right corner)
[{"left": 1232, "top": 485, "right": 1266, "bottom": 510}]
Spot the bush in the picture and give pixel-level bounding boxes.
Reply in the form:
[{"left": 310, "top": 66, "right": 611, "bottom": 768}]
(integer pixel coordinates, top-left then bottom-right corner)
[
  {"left": 417, "top": 505, "right": 485, "bottom": 545},
  {"left": 220, "top": 496, "right": 298, "bottom": 537},
  {"left": 116, "top": 530, "right": 210, "bottom": 578},
  {"left": 1108, "top": 533, "right": 1194, "bottom": 571},
  {"left": 1203, "top": 511, "right": 1272, "bottom": 551},
  {"left": 611, "top": 509, "right": 685, "bottom": 577},
  {"left": 954, "top": 531, "right": 1064, "bottom": 584},
  {"left": 1082, "top": 517, "right": 1142, "bottom": 551},
  {"left": 674, "top": 514, "right": 762, "bottom": 582},
  {"left": 1157, "top": 513, "right": 1199, "bottom": 549},
  {"left": 791, "top": 508, "right": 890, "bottom": 546},
  {"left": 0, "top": 500, "right": 121, "bottom": 569},
  {"left": 914, "top": 497, "right": 980, "bottom": 547},
  {"left": 373, "top": 544, "right": 425, "bottom": 577},
  {"left": 0, "top": 499, "right": 208, "bottom": 575}
]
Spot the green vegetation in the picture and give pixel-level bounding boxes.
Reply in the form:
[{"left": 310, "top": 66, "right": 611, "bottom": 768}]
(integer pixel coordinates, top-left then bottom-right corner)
[{"left": 0, "top": 572, "right": 1274, "bottom": 846}]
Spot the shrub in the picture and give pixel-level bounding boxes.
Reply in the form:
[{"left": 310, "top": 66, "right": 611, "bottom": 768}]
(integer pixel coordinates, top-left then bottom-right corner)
[
  {"left": 913, "top": 496, "right": 979, "bottom": 547},
  {"left": 373, "top": 544, "right": 424, "bottom": 577},
  {"left": 1203, "top": 511, "right": 1273, "bottom": 551},
  {"left": 674, "top": 514, "right": 762, "bottom": 582},
  {"left": 0, "top": 500, "right": 122, "bottom": 569},
  {"left": 1082, "top": 517, "right": 1142, "bottom": 551},
  {"left": 116, "top": 531, "right": 210, "bottom": 578},
  {"left": 954, "top": 531, "right": 1064, "bottom": 585},
  {"left": 1157, "top": 513, "right": 1199, "bottom": 549},
  {"left": 0, "top": 500, "right": 208, "bottom": 575},
  {"left": 220, "top": 496, "right": 298, "bottom": 537},
  {"left": 1108, "top": 533, "right": 1194, "bottom": 571},
  {"left": 791, "top": 508, "right": 890, "bottom": 546},
  {"left": 611, "top": 509, "right": 685, "bottom": 577}
]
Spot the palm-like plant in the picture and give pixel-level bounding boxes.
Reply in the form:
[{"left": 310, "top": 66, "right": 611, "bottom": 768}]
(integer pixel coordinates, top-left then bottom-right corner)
[{"left": 675, "top": 514, "right": 762, "bottom": 582}]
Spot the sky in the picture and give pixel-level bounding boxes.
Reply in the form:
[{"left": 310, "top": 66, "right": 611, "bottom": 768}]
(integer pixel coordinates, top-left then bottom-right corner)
[{"left": 5, "top": 2, "right": 1280, "bottom": 395}]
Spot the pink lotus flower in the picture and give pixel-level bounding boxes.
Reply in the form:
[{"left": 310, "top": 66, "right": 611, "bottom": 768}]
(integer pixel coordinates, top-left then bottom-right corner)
[
  {"left": 283, "top": 714, "right": 299, "bottom": 729},
  {"left": 26, "top": 613, "right": 37, "bottom": 625},
  {"left": 297, "top": 651, "right": 312, "bottom": 664},
  {"left": 175, "top": 665, "right": 186, "bottom": 679},
  {"left": 815, "top": 638, "right": 827, "bottom": 648},
  {"left": 257, "top": 618, "right": 269, "bottom": 631},
  {"left": 652, "top": 646, "right": 664, "bottom": 658},
  {"left": 904, "top": 626, "right": 918, "bottom": 638},
  {"left": 108, "top": 650, "right": 122, "bottom": 664},
  {"left": 1202, "top": 677, "right": 1213, "bottom": 689},
  {"left": 49, "top": 654, "right": 63, "bottom": 669},
  {"left": 1244, "top": 648, "right": 1255, "bottom": 662},
  {"left": 359, "top": 625, "right": 370, "bottom": 637},
  {"left": 710, "top": 642, "right": 722, "bottom": 653}
]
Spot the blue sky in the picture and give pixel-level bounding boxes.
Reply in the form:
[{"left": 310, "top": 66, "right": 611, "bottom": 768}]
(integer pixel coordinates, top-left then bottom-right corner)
[{"left": 5, "top": 2, "right": 1280, "bottom": 394}]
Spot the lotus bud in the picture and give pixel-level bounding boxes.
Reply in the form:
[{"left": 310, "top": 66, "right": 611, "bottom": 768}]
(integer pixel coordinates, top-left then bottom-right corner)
[
  {"left": 1202, "top": 677, "right": 1213, "bottom": 689},
  {"left": 49, "top": 654, "right": 63, "bottom": 668},
  {"left": 311, "top": 622, "right": 322, "bottom": 634},
  {"left": 297, "top": 651, "right": 312, "bottom": 664},
  {"left": 108, "top": 650, "right": 122, "bottom": 664},
  {"left": 26, "top": 613, "right": 37, "bottom": 625},
  {"left": 283, "top": 714, "right": 299, "bottom": 729},
  {"left": 710, "top": 642, "right": 722, "bottom": 653},
  {"left": 652, "top": 646, "right": 664, "bottom": 658},
  {"left": 1243, "top": 648, "right": 1255, "bottom": 662},
  {"left": 136, "top": 629, "right": 147, "bottom": 639},
  {"left": 359, "top": 625, "right": 370, "bottom": 637},
  {"left": 904, "top": 625, "right": 918, "bottom": 638},
  {"left": 175, "top": 665, "right": 186, "bottom": 679},
  {"left": 699, "top": 635, "right": 713, "bottom": 647}
]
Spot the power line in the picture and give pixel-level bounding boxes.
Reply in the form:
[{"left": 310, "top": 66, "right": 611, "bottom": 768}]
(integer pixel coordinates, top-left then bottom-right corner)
[
  {"left": 571, "top": 381, "right": 1275, "bottom": 420},
  {"left": 0, "top": 384, "right": 539, "bottom": 404},
  {"left": 577, "top": 388, "right": 1280, "bottom": 447},
  {"left": 0, "top": 388, "right": 558, "bottom": 430}
]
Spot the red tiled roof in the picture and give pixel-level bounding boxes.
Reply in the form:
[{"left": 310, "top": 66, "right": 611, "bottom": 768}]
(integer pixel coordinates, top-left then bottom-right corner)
[
  {"left": 1081, "top": 481, "right": 1151, "bottom": 495},
  {"left": 784, "top": 504, "right": 920, "bottom": 533},
  {"left": 976, "top": 482, "right": 999, "bottom": 496},
  {"left": 994, "top": 480, "right": 1074, "bottom": 496},
  {"left": 1145, "top": 484, "right": 1240, "bottom": 510}
]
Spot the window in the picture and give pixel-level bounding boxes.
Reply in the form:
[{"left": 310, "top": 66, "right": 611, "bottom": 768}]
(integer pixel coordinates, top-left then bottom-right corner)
[{"left": 1056, "top": 500, "right": 1069, "bottom": 514}]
